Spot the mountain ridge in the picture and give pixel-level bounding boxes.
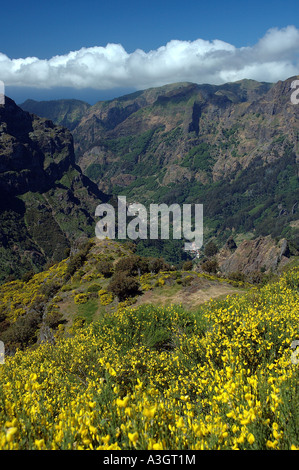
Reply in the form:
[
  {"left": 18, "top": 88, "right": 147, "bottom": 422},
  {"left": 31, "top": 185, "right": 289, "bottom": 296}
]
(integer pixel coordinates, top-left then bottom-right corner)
[
  {"left": 18, "top": 77, "right": 299, "bottom": 264},
  {"left": 0, "top": 97, "right": 107, "bottom": 283}
]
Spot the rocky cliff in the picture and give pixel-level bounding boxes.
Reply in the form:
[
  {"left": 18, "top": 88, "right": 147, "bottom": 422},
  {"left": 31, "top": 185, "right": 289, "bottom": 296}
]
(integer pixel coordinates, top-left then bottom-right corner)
[{"left": 0, "top": 98, "right": 107, "bottom": 283}]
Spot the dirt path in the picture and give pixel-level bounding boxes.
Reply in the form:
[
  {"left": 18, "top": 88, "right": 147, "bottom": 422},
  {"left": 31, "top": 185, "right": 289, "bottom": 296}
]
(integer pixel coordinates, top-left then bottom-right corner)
[{"left": 135, "top": 278, "right": 246, "bottom": 311}]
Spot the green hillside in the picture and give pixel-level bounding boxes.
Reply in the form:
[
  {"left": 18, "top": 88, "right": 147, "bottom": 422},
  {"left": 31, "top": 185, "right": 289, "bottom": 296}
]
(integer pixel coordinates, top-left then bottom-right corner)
[{"left": 0, "top": 240, "right": 298, "bottom": 450}]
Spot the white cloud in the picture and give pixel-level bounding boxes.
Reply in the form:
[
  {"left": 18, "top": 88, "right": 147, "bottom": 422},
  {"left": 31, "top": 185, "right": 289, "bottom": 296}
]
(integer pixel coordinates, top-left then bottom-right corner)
[{"left": 0, "top": 26, "right": 298, "bottom": 90}]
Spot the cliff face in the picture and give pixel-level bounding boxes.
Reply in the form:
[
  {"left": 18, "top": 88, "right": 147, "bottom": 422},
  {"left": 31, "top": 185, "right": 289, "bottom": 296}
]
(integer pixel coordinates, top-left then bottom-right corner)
[
  {"left": 0, "top": 98, "right": 107, "bottom": 283},
  {"left": 0, "top": 98, "right": 76, "bottom": 195},
  {"left": 217, "top": 236, "right": 292, "bottom": 276}
]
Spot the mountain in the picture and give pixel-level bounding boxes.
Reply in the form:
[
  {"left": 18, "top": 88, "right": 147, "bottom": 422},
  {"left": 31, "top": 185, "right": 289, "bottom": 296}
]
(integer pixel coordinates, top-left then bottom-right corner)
[
  {"left": 18, "top": 77, "right": 299, "bottom": 262},
  {"left": 72, "top": 77, "right": 299, "bottom": 252},
  {"left": 20, "top": 98, "right": 90, "bottom": 131},
  {"left": 0, "top": 97, "right": 107, "bottom": 284}
]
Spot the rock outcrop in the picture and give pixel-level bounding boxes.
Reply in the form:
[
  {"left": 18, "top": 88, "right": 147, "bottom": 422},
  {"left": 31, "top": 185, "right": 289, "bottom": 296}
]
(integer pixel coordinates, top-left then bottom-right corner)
[{"left": 218, "top": 236, "right": 291, "bottom": 275}]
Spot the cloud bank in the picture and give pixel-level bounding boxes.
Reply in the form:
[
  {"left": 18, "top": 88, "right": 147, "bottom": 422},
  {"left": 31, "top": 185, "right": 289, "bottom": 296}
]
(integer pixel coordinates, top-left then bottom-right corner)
[{"left": 1, "top": 26, "right": 299, "bottom": 90}]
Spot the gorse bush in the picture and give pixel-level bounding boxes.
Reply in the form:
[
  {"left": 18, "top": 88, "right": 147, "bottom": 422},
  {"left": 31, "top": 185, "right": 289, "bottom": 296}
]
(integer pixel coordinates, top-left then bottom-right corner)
[{"left": 0, "top": 267, "right": 298, "bottom": 450}]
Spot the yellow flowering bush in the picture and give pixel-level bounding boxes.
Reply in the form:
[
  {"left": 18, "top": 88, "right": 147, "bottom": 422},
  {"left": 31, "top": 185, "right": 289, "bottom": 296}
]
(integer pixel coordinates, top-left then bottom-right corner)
[
  {"left": 74, "top": 293, "right": 88, "bottom": 304},
  {"left": 99, "top": 292, "right": 114, "bottom": 306},
  {"left": 0, "top": 267, "right": 298, "bottom": 450}
]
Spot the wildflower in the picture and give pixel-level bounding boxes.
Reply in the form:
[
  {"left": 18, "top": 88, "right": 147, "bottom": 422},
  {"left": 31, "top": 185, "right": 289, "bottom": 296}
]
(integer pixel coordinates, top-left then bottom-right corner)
[
  {"left": 128, "top": 432, "right": 139, "bottom": 446},
  {"left": 102, "top": 435, "right": 110, "bottom": 444},
  {"left": 6, "top": 427, "right": 18, "bottom": 443},
  {"left": 116, "top": 396, "right": 130, "bottom": 408},
  {"left": 143, "top": 405, "right": 157, "bottom": 419},
  {"left": 35, "top": 439, "right": 45, "bottom": 450},
  {"left": 176, "top": 417, "right": 185, "bottom": 429}
]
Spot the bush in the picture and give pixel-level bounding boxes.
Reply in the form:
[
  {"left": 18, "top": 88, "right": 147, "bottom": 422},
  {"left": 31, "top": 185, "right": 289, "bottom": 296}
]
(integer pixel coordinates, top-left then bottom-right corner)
[
  {"left": 1, "top": 311, "right": 41, "bottom": 352},
  {"left": 201, "top": 258, "right": 219, "bottom": 274},
  {"left": 228, "top": 271, "right": 246, "bottom": 282},
  {"left": 44, "top": 310, "right": 65, "bottom": 328},
  {"left": 99, "top": 292, "right": 114, "bottom": 305},
  {"left": 40, "top": 281, "right": 61, "bottom": 299},
  {"left": 97, "top": 258, "right": 114, "bottom": 278},
  {"left": 182, "top": 260, "right": 193, "bottom": 271},
  {"left": 74, "top": 293, "right": 89, "bottom": 304},
  {"left": 108, "top": 272, "right": 141, "bottom": 301},
  {"left": 87, "top": 284, "right": 102, "bottom": 293},
  {"left": 148, "top": 257, "right": 170, "bottom": 274},
  {"left": 204, "top": 241, "right": 219, "bottom": 258},
  {"left": 115, "top": 255, "right": 149, "bottom": 276},
  {"left": 21, "top": 270, "right": 35, "bottom": 283}
]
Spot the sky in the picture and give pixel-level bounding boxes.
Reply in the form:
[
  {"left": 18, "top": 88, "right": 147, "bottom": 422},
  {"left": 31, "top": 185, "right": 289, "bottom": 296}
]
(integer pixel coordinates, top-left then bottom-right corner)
[{"left": 1, "top": 0, "right": 299, "bottom": 104}]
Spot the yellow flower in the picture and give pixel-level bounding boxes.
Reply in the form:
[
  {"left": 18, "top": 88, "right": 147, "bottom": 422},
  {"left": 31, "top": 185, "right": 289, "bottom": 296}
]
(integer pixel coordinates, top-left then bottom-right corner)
[
  {"left": 6, "top": 427, "right": 18, "bottom": 443},
  {"left": 176, "top": 417, "right": 185, "bottom": 429},
  {"left": 247, "top": 433, "right": 255, "bottom": 445},
  {"left": 116, "top": 396, "right": 130, "bottom": 408},
  {"left": 143, "top": 405, "right": 157, "bottom": 419},
  {"left": 102, "top": 435, "right": 110, "bottom": 444},
  {"left": 266, "top": 440, "right": 277, "bottom": 449},
  {"left": 35, "top": 439, "right": 45, "bottom": 450},
  {"left": 153, "top": 441, "right": 164, "bottom": 450},
  {"left": 128, "top": 432, "right": 139, "bottom": 445}
]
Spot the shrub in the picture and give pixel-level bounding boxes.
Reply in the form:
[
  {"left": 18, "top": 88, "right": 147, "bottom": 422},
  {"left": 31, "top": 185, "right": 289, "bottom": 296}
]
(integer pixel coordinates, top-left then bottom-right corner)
[
  {"left": 87, "top": 284, "right": 102, "bottom": 293},
  {"left": 99, "top": 292, "right": 114, "bottom": 305},
  {"left": 114, "top": 255, "right": 146, "bottom": 276},
  {"left": 108, "top": 272, "right": 141, "bottom": 301},
  {"left": 182, "top": 260, "right": 193, "bottom": 271},
  {"left": 97, "top": 258, "right": 114, "bottom": 278},
  {"left": 44, "top": 310, "right": 65, "bottom": 328},
  {"left": 72, "top": 316, "right": 86, "bottom": 330},
  {"left": 201, "top": 258, "right": 219, "bottom": 274},
  {"left": 1, "top": 311, "right": 41, "bottom": 352},
  {"left": 21, "top": 270, "right": 35, "bottom": 283},
  {"left": 65, "top": 241, "right": 92, "bottom": 279},
  {"left": 204, "top": 241, "right": 219, "bottom": 258},
  {"left": 40, "top": 281, "right": 61, "bottom": 299},
  {"left": 148, "top": 257, "right": 170, "bottom": 274},
  {"left": 228, "top": 271, "right": 246, "bottom": 283},
  {"left": 74, "top": 293, "right": 89, "bottom": 304}
]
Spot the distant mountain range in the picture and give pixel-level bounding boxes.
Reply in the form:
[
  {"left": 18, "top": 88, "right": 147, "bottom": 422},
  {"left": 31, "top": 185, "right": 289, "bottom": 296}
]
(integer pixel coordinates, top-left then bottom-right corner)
[{"left": 20, "top": 77, "right": 299, "bottom": 260}]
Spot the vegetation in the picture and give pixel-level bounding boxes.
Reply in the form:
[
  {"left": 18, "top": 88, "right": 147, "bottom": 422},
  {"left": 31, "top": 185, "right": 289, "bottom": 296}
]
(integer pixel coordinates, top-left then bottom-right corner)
[
  {"left": 0, "top": 265, "right": 298, "bottom": 450},
  {"left": 108, "top": 272, "right": 141, "bottom": 301}
]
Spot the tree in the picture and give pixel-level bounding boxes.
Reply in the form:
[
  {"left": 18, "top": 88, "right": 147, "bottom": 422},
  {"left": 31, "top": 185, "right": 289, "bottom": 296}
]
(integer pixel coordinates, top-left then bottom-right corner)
[
  {"left": 108, "top": 272, "right": 141, "bottom": 301},
  {"left": 201, "top": 258, "right": 219, "bottom": 274},
  {"left": 204, "top": 241, "right": 218, "bottom": 258}
]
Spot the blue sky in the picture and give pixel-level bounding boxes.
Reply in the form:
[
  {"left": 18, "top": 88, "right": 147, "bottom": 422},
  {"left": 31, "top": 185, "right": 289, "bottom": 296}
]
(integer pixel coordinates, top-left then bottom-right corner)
[{"left": 1, "top": 0, "right": 299, "bottom": 103}]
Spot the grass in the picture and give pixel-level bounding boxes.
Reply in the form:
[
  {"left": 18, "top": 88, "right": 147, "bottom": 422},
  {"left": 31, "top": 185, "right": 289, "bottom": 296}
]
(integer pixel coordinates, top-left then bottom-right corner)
[{"left": 76, "top": 298, "right": 99, "bottom": 324}]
